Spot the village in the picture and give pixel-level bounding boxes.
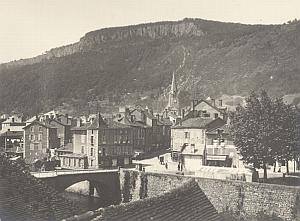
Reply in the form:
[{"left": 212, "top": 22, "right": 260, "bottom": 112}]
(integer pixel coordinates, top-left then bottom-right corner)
[{"left": 1, "top": 73, "right": 299, "bottom": 183}]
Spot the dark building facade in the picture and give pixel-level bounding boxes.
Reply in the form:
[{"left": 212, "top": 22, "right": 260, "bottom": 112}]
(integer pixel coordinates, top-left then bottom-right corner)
[{"left": 24, "top": 121, "right": 59, "bottom": 164}]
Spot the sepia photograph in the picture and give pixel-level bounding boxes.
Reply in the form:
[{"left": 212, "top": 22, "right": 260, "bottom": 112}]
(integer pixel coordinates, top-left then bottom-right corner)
[{"left": 0, "top": 0, "right": 300, "bottom": 220}]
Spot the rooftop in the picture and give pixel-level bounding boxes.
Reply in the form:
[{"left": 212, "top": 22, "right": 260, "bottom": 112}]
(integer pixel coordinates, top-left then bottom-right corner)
[
  {"left": 173, "top": 117, "right": 214, "bottom": 129},
  {"left": 92, "top": 179, "right": 221, "bottom": 221}
]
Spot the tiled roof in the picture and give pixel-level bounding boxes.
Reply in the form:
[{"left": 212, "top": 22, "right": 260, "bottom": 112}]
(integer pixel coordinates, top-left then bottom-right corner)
[
  {"left": 206, "top": 124, "right": 230, "bottom": 135},
  {"left": 92, "top": 179, "right": 221, "bottom": 221},
  {"left": 23, "top": 120, "right": 56, "bottom": 129},
  {"left": 107, "top": 120, "right": 132, "bottom": 129},
  {"left": 0, "top": 130, "right": 23, "bottom": 137},
  {"left": 194, "top": 99, "right": 226, "bottom": 113},
  {"left": 0, "top": 155, "right": 78, "bottom": 220},
  {"left": 87, "top": 113, "right": 107, "bottom": 129},
  {"left": 173, "top": 117, "right": 214, "bottom": 129}
]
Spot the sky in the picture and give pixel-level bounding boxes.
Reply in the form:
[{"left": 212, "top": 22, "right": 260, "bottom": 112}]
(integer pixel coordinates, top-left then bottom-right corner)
[{"left": 0, "top": 0, "right": 299, "bottom": 63}]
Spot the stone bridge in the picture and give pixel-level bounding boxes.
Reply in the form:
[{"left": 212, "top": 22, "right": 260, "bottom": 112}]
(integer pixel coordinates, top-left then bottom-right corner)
[{"left": 32, "top": 169, "right": 121, "bottom": 204}]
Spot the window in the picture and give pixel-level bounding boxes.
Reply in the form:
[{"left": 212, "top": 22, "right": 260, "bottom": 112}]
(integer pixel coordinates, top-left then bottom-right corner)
[
  {"left": 91, "top": 136, "right": 94, "bottom": 146},
  {"left": 30, "top": 134, "right": 35, "bottom": 141},
  {"left": 81, "top": 135, "right": 85, "bottom": 143},
  {"left": 91, "top": 130, "right": 94, "bottom": 134},
  {"left": 102, "top": 135, "right": 106, "bottom": 144},
  {"left": 39, "top": 126, "right": 42, "bottom": 132},
  {"left": 38, "top": 143, "right": 42, "bottom": 150},
  {"left": 68, "top": 158, "right": 71, "bottom": 166},
  {"left": 90, "top": 160, "right": 93, "bottom": 167},
  {"left": 38, "top": 134, "right": 42, "bottom": 141},
  {"left": 81, "top": 146, "right": 84, "bottom": 154},
  {"left": 30, "top": 126, "right": 34, "bottom": 132},
  {"left": 30, "top": 143, "right": 34, "bottom": 150},
  {"left": 90, "top": 148, "right": 94, "bottom": 156},
  {"left": 214, "top": 113, "right": 219, "bottom": 118},
  {"left": 184, "top": 132, "right": 190, "bottom": 139},
  {"left": 74, "top": 159, "right": 76, "bottom": 167},
  {"left": 34, "top": 143, "right": 38, "bottom": 150}
]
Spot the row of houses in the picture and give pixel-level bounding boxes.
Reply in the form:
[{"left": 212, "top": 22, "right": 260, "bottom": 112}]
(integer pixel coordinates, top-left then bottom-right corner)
[
  {"left": 0, "top": 106, "right": 173, "bottom": 169},
  {"left": 0, "top": 73, "right": 242, "bottom": 171}
]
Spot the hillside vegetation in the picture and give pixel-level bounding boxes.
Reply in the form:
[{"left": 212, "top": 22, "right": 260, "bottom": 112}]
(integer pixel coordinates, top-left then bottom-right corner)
[{"left": 1, "top": 18, "right": 300, "bottom": 115}]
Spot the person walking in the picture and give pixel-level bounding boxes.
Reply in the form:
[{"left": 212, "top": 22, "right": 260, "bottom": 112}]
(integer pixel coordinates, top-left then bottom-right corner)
[
  {"left": 178, "top": 163, "right": 180, "bottom": 171},
  {"left": 165, "top": 162, "right": 168, "bottom": 169}
]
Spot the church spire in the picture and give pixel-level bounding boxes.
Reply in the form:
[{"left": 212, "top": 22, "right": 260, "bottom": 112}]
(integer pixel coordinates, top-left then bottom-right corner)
[
  {"left": 170, "top": 72, "right": 177, "bottom": 95},
  {"left": 167, "top": 72, "right": 179, "bottom": 111}
]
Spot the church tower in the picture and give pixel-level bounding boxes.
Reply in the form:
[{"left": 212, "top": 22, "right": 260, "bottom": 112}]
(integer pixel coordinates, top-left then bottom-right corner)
[{"left": 167, "top": 72, "right": 179, "bottom": 113}]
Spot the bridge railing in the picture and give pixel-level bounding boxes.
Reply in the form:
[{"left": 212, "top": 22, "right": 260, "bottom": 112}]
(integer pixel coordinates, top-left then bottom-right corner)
[{"left": 31, "top": 169, "right": 119, "bottom": 178}]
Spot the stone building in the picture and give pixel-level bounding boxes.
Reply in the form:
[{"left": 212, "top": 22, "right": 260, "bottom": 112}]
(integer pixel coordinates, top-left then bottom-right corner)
[
  {"left": 23, "top": 120, "right": 59, "bottom": 164},
  {"left": 171, "top": 115, "right": 226, "bottom": 170}
]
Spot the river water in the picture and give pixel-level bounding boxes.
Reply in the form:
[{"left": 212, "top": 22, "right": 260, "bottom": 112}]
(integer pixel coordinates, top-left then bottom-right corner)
[{"left": 60, "top": 191, "right": 113, "bottom": 214}]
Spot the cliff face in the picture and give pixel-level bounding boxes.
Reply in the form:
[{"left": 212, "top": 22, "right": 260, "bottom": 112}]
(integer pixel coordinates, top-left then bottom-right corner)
[
  {"left": 1, "top": 20, "right": 206, "bottom": 69},
  {"left": 0, "top": 18, "right": 300, "bottom": 115}
]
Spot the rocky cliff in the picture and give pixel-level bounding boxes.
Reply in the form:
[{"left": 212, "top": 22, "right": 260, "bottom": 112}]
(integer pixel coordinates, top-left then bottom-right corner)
[{"left": 0, "top": 18, "right": 300, "bottom": 115}]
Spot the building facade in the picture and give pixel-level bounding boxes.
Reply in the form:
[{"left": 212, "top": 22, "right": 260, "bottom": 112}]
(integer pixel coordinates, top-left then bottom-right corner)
[
  {"left": 24, "top": 121, "right": 59, "bottom": 164},
  {"left": 171, "top": 116, "right": 226, "bottom": 171}
]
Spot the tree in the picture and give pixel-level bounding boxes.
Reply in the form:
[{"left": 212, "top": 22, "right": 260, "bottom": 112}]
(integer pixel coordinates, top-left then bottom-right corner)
[
  {"left": 274, "top": 98, "right": 298, "bottom": 174},
  {"left": 231, "top": 91, "right": 300, "bottom": 181},
  {"left": 230, "top": 91, "right": 279, "bottom": 182}
]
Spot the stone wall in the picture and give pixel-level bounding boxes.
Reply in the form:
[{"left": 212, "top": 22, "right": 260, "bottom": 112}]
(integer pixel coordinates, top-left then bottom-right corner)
[{"left": 120, "top": 169, "right": 300, "bottom": 221}]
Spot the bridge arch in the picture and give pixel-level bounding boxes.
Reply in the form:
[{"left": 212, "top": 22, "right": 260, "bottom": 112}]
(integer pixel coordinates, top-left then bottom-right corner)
[{"left": 39, "top": 171, "right": 121, "bottom": 205}]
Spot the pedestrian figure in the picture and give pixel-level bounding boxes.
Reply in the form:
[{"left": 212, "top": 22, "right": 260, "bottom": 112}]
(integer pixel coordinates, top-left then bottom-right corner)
[
  {"left": 165, "top": 162, "right": 168, "bottom": 169},
  {"left": 177, "top": 163, "right": 180, "bottom": 171},
  {"left": 143, "top": 167, "right": 145, "bottom": 172},
  {"left": 157, "top": 155, "right": 160, "bottom": 160},
  {"left": 180, "top": 163, "right": 183, "bottom": 171}
]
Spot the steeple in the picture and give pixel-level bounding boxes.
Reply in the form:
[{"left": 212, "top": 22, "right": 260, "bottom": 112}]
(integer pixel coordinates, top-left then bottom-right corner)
[
  {"left": 170, "top": 72, "right": 177, "bottom": 95},
  {"left": 167, "top": 72, "right": 179, "bottom": 111}
]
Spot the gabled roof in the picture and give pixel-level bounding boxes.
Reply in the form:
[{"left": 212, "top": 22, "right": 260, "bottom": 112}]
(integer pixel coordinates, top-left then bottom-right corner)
[
  {"left": 23, "top": 120, "right": 56, "bottom": 129},
  {"left": 193, "top": 99, "right": 226, "bottom": 113},
  {"left": 206, "top": 123, "right": 230, "bottom": 135},
  {"left": 91, "top": 179, "right": 221, "bottom": 221},
  {"left": 173, "top": 117, "right": 215, "bottom": 129},
  {"left": 106, "top": 120, "right": 132, "bottom": 129},
  {"left": 87, "top": 113, "right": 107, "bottom": 129},
  {"left": 49, "top": 118, "right": 69, "bottom": 127}
]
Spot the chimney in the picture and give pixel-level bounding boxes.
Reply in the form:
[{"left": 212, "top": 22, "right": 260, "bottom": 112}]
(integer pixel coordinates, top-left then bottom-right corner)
[
  {"left": 65, "top": 114, "right": 69, "bottom": 124},
  {"left": 211, "top": 99, "right": 215, "bottom": 107},
  {"left": 76, "top": 118, "right": 82, "bottom": 127},
  {"left": 191, "top": 100, "right": 195, "bottom": 111},
  {"left": 219, "top": 100, "right": 223, "bottom": 107},
  {"left": 156, "top": 114, "right": 160, "bottom": 119},
  {"left": 125, "top": 108, "right": 130, "bottom": 117}
]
